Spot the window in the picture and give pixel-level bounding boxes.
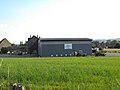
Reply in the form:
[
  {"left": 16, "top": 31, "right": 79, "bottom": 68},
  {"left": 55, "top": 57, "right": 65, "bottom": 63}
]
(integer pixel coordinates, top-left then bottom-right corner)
[{"left": 64, "top": 44, "right": 72, "bottom": 49}]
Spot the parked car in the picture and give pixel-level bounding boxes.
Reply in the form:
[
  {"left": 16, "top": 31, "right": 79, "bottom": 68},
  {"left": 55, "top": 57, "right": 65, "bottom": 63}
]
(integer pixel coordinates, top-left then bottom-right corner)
[
  {"left": 74, "top": 50, "right": 87, "bottom": 56},
  {"left": 95, "top": 52, "right": 106, "bottom": 56}
]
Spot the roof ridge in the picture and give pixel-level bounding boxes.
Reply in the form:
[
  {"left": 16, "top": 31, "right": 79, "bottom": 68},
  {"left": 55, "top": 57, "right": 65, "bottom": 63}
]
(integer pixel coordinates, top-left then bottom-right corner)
[{"left": 0, "top": 38, "right": 11, "bottom": 44}]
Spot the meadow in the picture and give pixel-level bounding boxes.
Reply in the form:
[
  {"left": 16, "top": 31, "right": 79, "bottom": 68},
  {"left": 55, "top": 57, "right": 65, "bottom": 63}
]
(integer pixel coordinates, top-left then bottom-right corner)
[
  {"left": 103, "top": 48, "right": 120, "bottom": 53},
  {"left": 0, "top": 57, "right": 120, "bottom": 90}
]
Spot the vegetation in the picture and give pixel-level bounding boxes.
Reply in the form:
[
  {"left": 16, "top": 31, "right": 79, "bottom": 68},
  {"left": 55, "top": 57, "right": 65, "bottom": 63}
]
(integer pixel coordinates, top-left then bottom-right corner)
[
  {"left": 1, "top": 47, "right": 9, "bottom": 54},
  {"left": 0, "top": 57, "right": 120, "bottom": 89},
  {"left": 93, "top": 40, "right": 120, "bottom": 48}
]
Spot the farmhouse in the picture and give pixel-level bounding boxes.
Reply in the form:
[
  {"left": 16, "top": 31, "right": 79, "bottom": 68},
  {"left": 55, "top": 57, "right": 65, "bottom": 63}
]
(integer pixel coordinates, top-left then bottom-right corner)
[
  {"left": 0, "top": 38, "right": 11, "bottom": 48},
  {"left": 27, "top": 35, "right": 39, "bottom": 54},
  {"left": 38, "top": 38, "right": 92, "bottom": 57},
  {"left": 0, "top": 38, "right": 11, "bottom": 52}
]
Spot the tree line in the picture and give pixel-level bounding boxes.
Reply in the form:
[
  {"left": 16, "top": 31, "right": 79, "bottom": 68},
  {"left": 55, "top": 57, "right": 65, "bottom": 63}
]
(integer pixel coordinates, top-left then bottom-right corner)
[{"left": 92, "top": 40, "right": 120, "bottom": 48}]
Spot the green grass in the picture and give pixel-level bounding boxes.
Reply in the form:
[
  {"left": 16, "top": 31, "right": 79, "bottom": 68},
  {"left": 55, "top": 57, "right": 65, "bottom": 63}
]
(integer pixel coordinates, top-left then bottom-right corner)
[{"left": 0, "top": 57, "right": 120, "bottom": 90}]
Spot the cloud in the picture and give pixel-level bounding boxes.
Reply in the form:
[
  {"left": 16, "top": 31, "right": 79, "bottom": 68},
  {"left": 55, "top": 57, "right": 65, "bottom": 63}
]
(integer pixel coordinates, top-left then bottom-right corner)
[
  {"left": 0, "top": 24, "right": 9, "bottom": 29},
  {"left": 18, "top": 0, "right": 120, "bottom": 38},
  {"left": 1, "top": 0, "right": 120, "bottom": 43}
]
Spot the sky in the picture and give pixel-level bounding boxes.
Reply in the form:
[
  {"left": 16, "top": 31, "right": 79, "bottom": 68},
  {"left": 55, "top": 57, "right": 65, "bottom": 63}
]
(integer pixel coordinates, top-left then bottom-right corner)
[{"left": 0, "top": 0, "right": 120, "bottom": 44}]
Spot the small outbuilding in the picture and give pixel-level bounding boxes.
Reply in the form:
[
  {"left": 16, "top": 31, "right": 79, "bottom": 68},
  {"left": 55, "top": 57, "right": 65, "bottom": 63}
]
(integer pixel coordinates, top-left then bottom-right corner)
[{"left": 38, "top": 38, "right": 92, "bottom": 57}]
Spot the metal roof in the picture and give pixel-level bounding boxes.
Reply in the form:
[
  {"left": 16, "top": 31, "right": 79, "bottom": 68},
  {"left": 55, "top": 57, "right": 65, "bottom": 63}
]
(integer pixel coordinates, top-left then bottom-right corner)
[{"left": 40, "top": 38, "right": 92, "bottom": 41}]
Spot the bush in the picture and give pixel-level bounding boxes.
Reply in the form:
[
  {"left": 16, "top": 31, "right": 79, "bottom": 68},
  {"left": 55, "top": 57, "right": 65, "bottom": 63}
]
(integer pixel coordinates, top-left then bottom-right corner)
[{"left": 1, "top": 47, "right": 8, "bottom": 54}]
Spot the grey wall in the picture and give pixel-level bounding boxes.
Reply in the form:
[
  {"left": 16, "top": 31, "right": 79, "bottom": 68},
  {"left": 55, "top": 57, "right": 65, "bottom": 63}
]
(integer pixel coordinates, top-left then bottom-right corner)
[
  {"left": 39, "top": 43, "right": 92, "bottom": 57},
  {"left": 28, "top": 36, "right": 39, "bottom": 54}
]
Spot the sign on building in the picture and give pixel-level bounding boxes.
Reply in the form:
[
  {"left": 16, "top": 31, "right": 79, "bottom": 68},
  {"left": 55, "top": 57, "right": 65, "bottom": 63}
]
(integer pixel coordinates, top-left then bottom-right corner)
[{"left": 64, "top": 44, "right": 72, "bottom": 49}]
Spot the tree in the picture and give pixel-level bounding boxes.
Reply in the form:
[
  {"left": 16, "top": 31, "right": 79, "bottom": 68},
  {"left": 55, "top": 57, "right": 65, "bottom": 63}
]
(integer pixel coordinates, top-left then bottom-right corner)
[
  {"left": 110, "top": 40, "right": 117, "bottom": 48},
  {"left": 114, "top": 43, "right": 120, "bottom": 48},
  {"left": 1, "top": 47, "right": 8, "bottom": 54},
  {"left": 92, "top": 41, "right": 100, "bottom": 48}
]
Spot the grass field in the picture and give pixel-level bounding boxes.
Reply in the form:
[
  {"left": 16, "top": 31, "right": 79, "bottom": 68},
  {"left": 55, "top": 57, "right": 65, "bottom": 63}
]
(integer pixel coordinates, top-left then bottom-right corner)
[
  {"left": 0, "top": 57, "right": 120, "bottom": 90},
  {"left": 103, "top": 48, "right": 120, "bottom": 53}
]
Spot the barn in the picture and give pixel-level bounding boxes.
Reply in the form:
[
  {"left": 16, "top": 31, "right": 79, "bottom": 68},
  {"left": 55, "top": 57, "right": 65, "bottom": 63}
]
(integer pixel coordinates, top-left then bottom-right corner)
[{"left": 38, "top": 38, "right": 92, "bottom": 57}]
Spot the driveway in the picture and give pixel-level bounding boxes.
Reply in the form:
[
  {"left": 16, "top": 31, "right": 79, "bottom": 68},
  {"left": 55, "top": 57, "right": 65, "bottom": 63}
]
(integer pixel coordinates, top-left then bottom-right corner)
[{"left": 105, "top": 53, "right": 120, "bottom": 56}]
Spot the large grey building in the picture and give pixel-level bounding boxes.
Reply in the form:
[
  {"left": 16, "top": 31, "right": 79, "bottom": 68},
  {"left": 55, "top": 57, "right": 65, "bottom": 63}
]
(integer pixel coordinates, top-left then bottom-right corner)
[{"left": 38, "top": 38, "right": 92, "bottom": 57}]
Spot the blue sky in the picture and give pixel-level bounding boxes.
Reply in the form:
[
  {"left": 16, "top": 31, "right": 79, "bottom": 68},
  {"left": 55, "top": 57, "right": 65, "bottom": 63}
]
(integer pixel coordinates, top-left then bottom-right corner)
[
  {"left": 0, "top": 0, "right": 46, "bottom": 23},
  {"left": 0, "top": 0, "right": 120, "bottom": 44}
]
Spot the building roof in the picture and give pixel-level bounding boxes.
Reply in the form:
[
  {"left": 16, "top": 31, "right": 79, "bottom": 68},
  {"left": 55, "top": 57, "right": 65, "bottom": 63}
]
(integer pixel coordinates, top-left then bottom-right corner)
[
  {"left": 0, "top": 38, "right": 11, "bottom": 44},
  {"left": 0, "top": 38, "right": 11, "bottom": 48},
  {"left": 40, "top": 38, "right": 92, "bottom": 41}
]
